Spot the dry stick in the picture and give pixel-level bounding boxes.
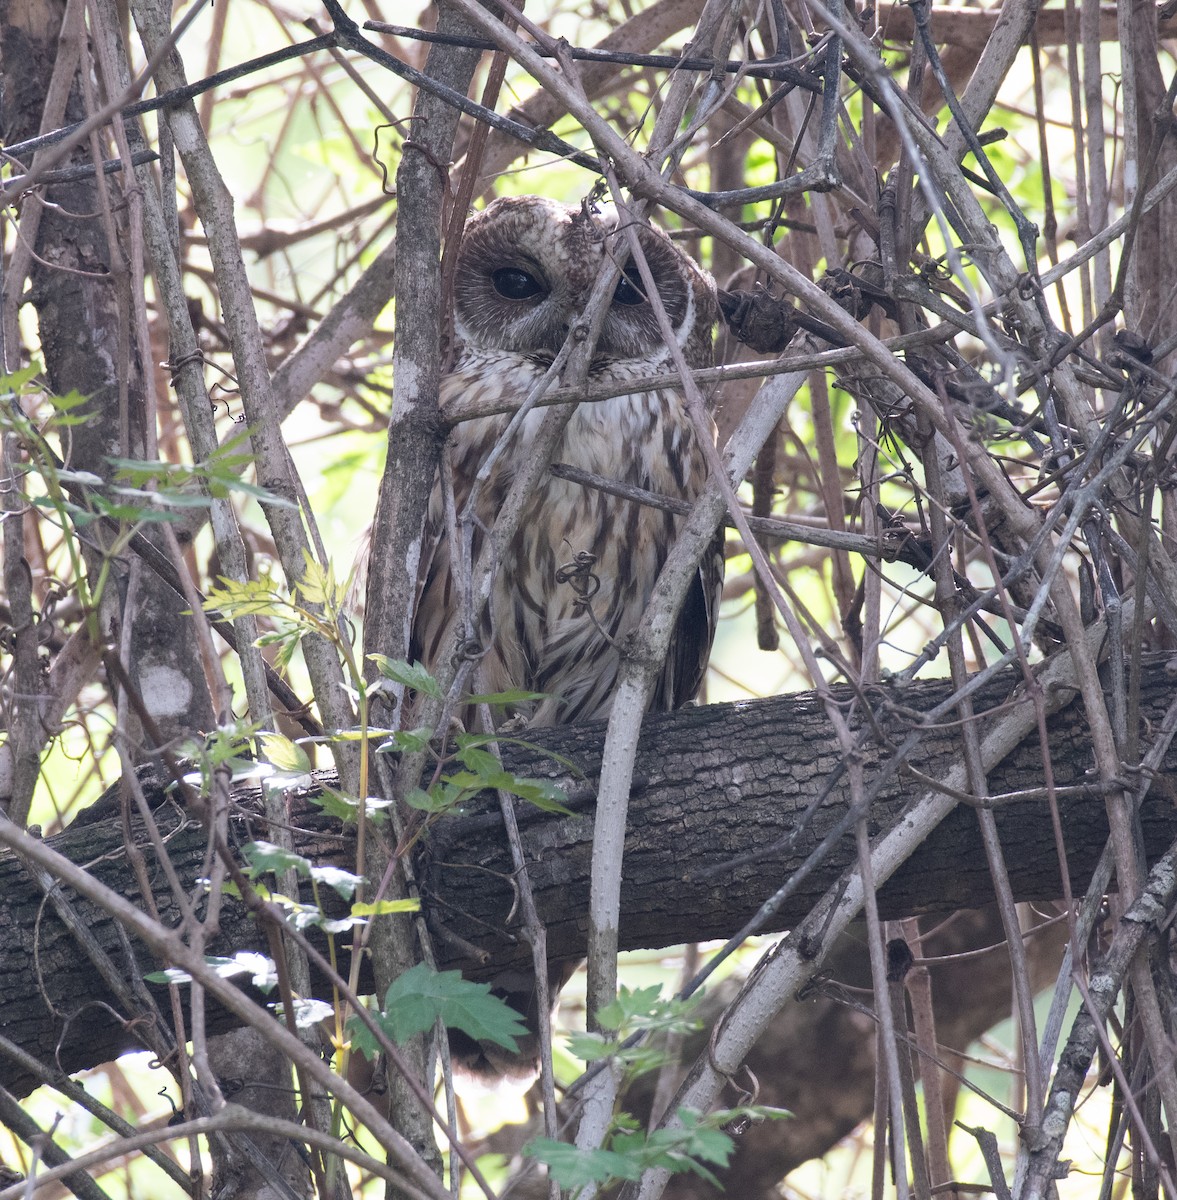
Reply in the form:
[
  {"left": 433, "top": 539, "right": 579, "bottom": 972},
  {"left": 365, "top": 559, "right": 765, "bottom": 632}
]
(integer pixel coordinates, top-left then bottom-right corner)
[
  {"left": 129, "top": 0, "right": 359, "bottom": 774},
  {"left": 0, "top": 1032, "right": 190, "bottom": 1191},
  {"left": 903, "top": 0, "right": 1042, "bottom": 237},
  {"left": 0, "top": 1087, "right": 113, "bottom": 1200},
  {"left": 0, "top": 811, "right": 492, "bottom": 1200},
  {"left": 580, "top": 464, "right": 1105, "bottom": 1110},
  {"left": 1128, "top": 954, "right": 1177, "bottom": 1173},
  {"left": 900, "top": 918, "right": 954, "bottom": 1195},
  {"left": 1081, "top": 0, "right": 1113, "bottom": 318},
  {"left": 0, "top": 0, "right": 83, "bottom": 361},
  {"left": 921, "top": 412, "right": 1045, "bottom": 1143},
  {"left": 813, "top": 26, "right": 1177, "bottom": 1182},
  {"left": 0, "top": 0, "right": 209, "bottom": 211},
  {"left": 1028, "top": 31, "right": 1068, "bottom": 330},
  {"left": 353, "top": 15, "right": 485, "bottom": 1192},
  {"left": 87, "top": 0, "right": 242, "bottom": 732},
  {"left": 119, "top": 1, "right": 356, "bottom": 1177},
  {"left": 908, "top": 0, "right": 1038, "bottom": 272},
  {"left": 678, "top": 399, "right": 1175, "bottom": 988},
  {"left": 1021, "top": 836, "right": 1177, "bottom": 1200},
  {"left": 871, "top": 1039, "right": 890, "bottom": 1200},
  {"left": 82, "top": 0, "right": 1123, "bottom": 1180},
  {"left": 0, "top": 0, "right": 89, "bottom": 827},
  {"left": 442, "top": 0, "right": 1055, "bottom": 631},
  {"left": 511, "top": 8, "right": 751, "bottom": 1170},
  {"left": 625, "top": 602, "right": 1131, "bottom": 1200},
  {"left": 1062, "top": 0, "right": 1094, "bottom": 326},
  {"left": 204, "top": 849, "right": 498, "bottom": 1198},
  {"left": 1073, "top": 975, "right": 1177, "bottom": 1199},
  {"left": 359, "top": 9, "right": 480, "bottom": 724},
  {"left": 364, "top": 20, "right": 822, "bottom": 87},
  {"left": 858, "top": 823, "right": 913, "bottom": 1200},
  {"left": 0, "top": 34, "right": 337, "bottom": 163},
  {"left": 548, "top": 462, "right": 907, "bottom": 558},
  {"left": 83, "top": 0, "right": 157, "bottom": 463},
  {"left": 438, "top": 139, "right": 1177, "bottom": 426},
  {"left": 579, "top": 0, "right": 765, "bottom": 1027},
  {"left": 597, "top": 179, "right": 898, "bottom": 1194},
  {"left": 14, "top": 108, "right": 293, "bottom": 739},
  {"left": 0, "top": 1108, "right": 438, "bottom": 1200},
  {"left": 0, "top": 442, "right": 41, "bottom": 828},
  {"left": 320, "top": 0, "right": 601, "bottom": 174},
  {"left": 885, "top": 938, "right": 930, "bottom": 1200},
  {"left": 434, "top": 49, "right": 526, "bottom": 1200},
  {"left": 594, "top": 173, "right": 869, "bottom": 1000},
  {"left": 15, "top": 792, "right": 204, "bottom": 1189},
  {"left": 607, "top": 150, "right": 873, "bottom": 1060},
  {"left": 475, "top": 701, "right": 561, "bottom": 1155}
]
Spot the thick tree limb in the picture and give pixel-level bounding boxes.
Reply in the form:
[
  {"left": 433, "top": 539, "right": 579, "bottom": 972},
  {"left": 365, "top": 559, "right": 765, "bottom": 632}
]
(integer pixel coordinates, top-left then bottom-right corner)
[{"left": 3, "top": 661, "right": 1177, "bottom": 1097}]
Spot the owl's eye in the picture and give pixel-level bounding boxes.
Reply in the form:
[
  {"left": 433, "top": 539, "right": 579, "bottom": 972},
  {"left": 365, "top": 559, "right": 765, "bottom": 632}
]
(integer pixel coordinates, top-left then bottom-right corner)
[
  {"left": 613, "top": 269, "right": 647, "bottom": 307},
  {"left": 492, "top": 267, "right": 544, "bottom": 300}
]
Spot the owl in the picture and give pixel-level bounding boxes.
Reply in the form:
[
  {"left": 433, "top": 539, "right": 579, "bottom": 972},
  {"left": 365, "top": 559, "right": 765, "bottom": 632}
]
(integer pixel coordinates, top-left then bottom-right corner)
[{"left": 407, "top": 194, "right": 724, "bottom": 729}]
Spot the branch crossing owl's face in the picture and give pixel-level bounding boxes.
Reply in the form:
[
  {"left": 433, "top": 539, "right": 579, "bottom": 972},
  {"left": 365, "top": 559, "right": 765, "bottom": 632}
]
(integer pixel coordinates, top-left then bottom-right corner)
[
  {"left": 400, "top": 194, "right": 723, "bottom": 732},
  {"left": 451, "top": 195, "right": 716, "bottom": 369}
]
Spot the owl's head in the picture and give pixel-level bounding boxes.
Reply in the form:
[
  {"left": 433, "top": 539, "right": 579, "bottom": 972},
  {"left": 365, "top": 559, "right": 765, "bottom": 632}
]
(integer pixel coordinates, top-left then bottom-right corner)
[{"left": 451, "top": 195, "right": 717, "bottom": 368}]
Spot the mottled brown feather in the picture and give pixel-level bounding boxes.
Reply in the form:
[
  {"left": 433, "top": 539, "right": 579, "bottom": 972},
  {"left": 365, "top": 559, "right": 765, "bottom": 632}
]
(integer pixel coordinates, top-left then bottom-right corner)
[{"left": 403, "top": 196, "right": 723, "bottom": 728}]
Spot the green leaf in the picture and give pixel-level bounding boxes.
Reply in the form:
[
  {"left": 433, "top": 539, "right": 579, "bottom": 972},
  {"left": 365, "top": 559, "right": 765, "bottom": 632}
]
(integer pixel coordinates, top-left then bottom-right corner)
[
  {"left": 55, "top": 468, "right": 106, "bottom": 487},
  {"left": 404, "top": 786, "right": 435, "bottom": 811},
  {"left": 351, "top": 898, "right": 420, "bottom": 916},
  {"left": 145, "top": 952, "right": 277, "bottom": 993},
  {"left": 347, "top": 1016, "right": 383, "bottom": 1062},
  {"left": 241, "top": 840, "right": 310, "bottom": 879},
  {"left": 375, "top": 726, "right": 434, "bottom": 755},
  {"left": 260, "top": 732, "right": 311, "bottom": 775},
  {"left": 295, "top": 550, "right": 347, "bottom": 611},
  {"left": 496, "top": 775, "right": 572, "bottom": 815},
  {"left": 464, "top": 688, "right": 547, "bottom": 705},
  {"left": 454, "top": 745, "right": 501, "bottom": 777},
  {"left": 274, "top": 997, "right": 335, "bottom": 1028},
  {"left": 267, "top": 894, "right": 326, "bottom": 932},
  {"left": 523, "top": 1140, "right": 641, "bottom": 1188},
  {"left": 482, "top": 734, "right": 585, "bottom": 777},
  {"left": 312, "top": 787, "right": 359, "bottom": 821},
  {"left": 320, "top": 914, "right": 367, "bottom": 934},
  {"left": 366, "top": 963, "right": 526, "bottom": 1051},
  {"left": 597, "top": 984, "right": 665, "bottom": 1032},
  {"left": 312, "top": 787, "right": 391, "bottom": 825},
  {"left": 438, "top": 770, "right": 481, "bottom": 792},
  {"left": 368, "top": 656, "right": 443, "bottom": 700},
  {"left": 91, "top": 494, "right": 185, "bottom": 523},
  {"left": 565, "top": 1031, "right": 617, "bottom": 1062},
  {"left": 308, "top": 864, "right": 365, "bottom": 899},
  {"left": 0, "top": 362, "right": 43, "bottom": 392}
]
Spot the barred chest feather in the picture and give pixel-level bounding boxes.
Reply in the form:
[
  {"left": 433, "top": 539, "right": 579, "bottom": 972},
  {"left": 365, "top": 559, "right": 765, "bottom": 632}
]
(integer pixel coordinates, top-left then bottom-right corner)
[{"left": 413, "top": 352, "right": 721, "bottom": 726}]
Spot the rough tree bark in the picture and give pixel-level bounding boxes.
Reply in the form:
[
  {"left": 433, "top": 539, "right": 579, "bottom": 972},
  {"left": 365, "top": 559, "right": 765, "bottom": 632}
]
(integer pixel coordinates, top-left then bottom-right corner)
[{"left": 2, "top": 659, "right": 1175, "bottom": 1098}]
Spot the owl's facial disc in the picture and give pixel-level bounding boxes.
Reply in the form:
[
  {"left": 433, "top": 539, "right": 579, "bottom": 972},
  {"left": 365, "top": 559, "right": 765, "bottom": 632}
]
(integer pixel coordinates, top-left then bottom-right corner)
[{"left": 451, "top": 195, "right": 714, "bottom": 364}]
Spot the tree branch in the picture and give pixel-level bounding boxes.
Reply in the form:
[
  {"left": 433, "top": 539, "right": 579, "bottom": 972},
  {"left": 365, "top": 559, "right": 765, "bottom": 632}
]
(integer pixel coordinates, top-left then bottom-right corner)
[{"left": 4, "top": 660, "right": 1177, "bottom": 1098}]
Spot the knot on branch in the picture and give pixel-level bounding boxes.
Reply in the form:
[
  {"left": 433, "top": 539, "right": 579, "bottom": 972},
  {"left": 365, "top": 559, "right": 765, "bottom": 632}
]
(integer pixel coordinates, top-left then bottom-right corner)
[
  {"left": 717, "top": 286, "right": 800, "bottom": 353},
  {"left": 821, "top": 264, "right": 897, "bottom": 322}
]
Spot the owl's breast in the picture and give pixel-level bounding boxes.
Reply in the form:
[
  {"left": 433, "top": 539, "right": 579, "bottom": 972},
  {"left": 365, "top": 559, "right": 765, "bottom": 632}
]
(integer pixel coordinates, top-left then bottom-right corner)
[{"left": 427, "top": 351, "right": 716, "bottom": 723}]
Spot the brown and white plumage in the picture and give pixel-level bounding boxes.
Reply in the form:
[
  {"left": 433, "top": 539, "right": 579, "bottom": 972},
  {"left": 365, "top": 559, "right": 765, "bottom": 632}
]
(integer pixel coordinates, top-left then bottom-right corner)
[{"left": 410, "top": 195, "right": 723, "bottom": 727}]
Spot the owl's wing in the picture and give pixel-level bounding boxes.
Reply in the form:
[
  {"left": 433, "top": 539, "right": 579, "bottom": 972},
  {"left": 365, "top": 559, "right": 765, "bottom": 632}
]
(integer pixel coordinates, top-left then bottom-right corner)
[
  {"left": 406, "top": 494, "right": 449, "bottom": 668},
  {"left": 653, "top": 525, "right": 725, "bottom": 711},
  {"left": 410, "top": 397, "right": 514, "bottom": 678},
  {"left": 346, "top": 470, "right": 449, "bottom": 641}
]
